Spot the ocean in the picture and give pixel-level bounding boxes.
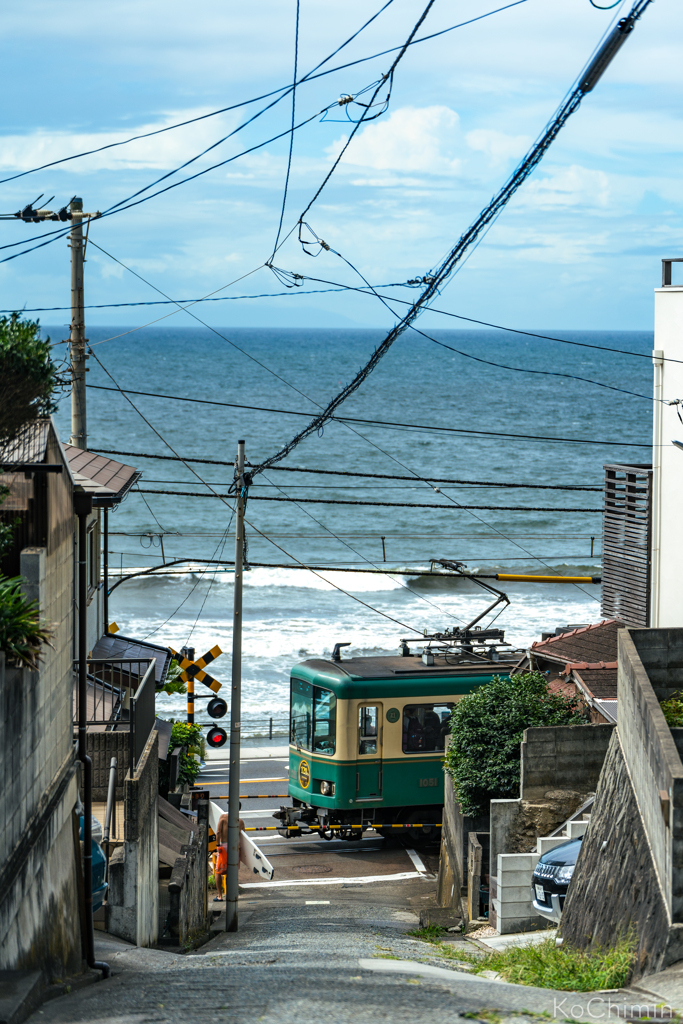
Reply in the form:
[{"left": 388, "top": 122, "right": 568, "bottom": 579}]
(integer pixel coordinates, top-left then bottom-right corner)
[{"left": 51, "top": 324, "right": 653, "bottom": 738}]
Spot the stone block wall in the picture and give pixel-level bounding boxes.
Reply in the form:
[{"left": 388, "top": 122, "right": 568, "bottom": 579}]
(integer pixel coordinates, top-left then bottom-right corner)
[
  {"left": 616, "top": 629, "right": 683, "bottom": 921},
  {"left": 521, "top": 724, "right": 614, "bottom": 800},
  {"left": 561, "top": 732, "right": 683, "bottom": 980},
  {"left": 108, "top": 731, "right": 159, "bottom": 947},
  {"left": 494, "top": 852, "right": 542, "bottom": 934},
  {"left": 87, "top": 731, "right": 130, "bottom": 799}
]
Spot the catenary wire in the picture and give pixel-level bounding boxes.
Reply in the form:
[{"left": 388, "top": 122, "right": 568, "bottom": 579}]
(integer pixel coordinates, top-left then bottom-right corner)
[{"left": 260, "top": 470, "right": 466, "bottom": 624}]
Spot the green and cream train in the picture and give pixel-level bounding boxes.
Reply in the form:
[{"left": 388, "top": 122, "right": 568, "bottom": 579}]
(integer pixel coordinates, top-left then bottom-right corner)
[{"left": 274, "top": 647, "right": 516, "bottom": 841}]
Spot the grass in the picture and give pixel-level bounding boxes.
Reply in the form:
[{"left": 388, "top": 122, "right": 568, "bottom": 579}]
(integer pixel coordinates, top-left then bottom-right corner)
[{"left": 406, "top": 930, "right": 637, "bottom": 992}]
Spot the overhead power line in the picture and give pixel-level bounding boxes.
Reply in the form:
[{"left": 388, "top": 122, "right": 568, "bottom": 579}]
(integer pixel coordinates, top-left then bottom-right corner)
[
  {"left": 0, "top": 0, "right": 526, "bottom": 186},
  {"left": 251, "top": 0, "right": 654, "bottom": 479},
  {"left": 91, "top": 446, "right": 602, "bottom": 491},
  {"left": 87, "top": 393, "right": 650, "bottom": 449},
  {"left": 136, "top": 487, "right": 601, "bottom": 513}
]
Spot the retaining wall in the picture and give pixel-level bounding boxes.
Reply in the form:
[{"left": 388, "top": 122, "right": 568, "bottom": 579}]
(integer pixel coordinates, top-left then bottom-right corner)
[
  {"left": 107, "top": 730, "right": 159, "bottom": 947},
  {"left": 561, "top": 628, "right": 683, "bottom": 981}
]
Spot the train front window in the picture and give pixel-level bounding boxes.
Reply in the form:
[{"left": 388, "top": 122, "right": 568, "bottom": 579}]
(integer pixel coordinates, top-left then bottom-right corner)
[
  {"left": 290, "top": 677, "right": 336, "bottom": 755},
  {"left": 402, "top": 703, "right": 454, "bottom": 753}
]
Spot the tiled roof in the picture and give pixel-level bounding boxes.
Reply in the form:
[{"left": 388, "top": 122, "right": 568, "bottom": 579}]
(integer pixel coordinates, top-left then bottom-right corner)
[
  {"left": 531, "top": 619, "right": 625, "bottom": 665},
  {"left": 574, "top": 668, "right": 618, "bottom": 699},
  {"left": 64, "top": 445, "right": 140, "bottom": 505}
]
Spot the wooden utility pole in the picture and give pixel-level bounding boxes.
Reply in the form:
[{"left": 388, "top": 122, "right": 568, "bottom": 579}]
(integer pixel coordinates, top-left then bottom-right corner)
[
  {"left": 69, "top": 197, "right": 87, "bottom": 449},
  {"left": 225, "top": 440, "right": 246, "bottom": 932}
]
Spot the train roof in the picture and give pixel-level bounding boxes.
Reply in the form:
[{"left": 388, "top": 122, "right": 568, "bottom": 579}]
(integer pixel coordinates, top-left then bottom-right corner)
[{"left": 291, "top": 655, "right": 517, "bottom": 699}]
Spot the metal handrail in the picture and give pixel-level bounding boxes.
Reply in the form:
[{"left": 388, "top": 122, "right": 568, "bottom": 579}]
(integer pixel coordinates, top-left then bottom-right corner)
[
  {"left": 103, "top": 757, "right": 117, "bottom": 871},
  {"left": 130, "top": 660, "right": 157, "bottom": 774}
]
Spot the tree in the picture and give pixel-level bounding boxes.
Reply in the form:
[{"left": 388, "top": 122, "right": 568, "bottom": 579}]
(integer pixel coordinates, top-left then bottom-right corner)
[
  {"left": 0, "top": 576, "right": 52, "bottom": 669},
  {"left": 443, "top": 671, "right": 585, "bottom": 817},
  {"left": 0, "top": 313, "right": 61, "bottom": 443}
]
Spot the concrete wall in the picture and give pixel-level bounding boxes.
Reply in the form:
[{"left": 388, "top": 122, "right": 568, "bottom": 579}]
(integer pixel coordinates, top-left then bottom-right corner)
[
  {"left": 561, "top": 732, "right": 683, "bottom": 981},
  {"left": 167, "top": 799, "right": 209, "bottom": 947},
  {"left": 651, "top": 284, "right": 683, "bottom": 627},
  {"left": 490, "top": 724, "right": 613, "bottom": 875},
  {"left": 107, "top": 731, "right": 159, "bottom": 947},
  {"left": 0, "top": 442, "right": 84, "bottom": 978},
  {"left": 561, "top": 628, "right": 683, "bottom": 981},
  {"left": 616, "top": 629, "right": 683, "bottom": 920}
]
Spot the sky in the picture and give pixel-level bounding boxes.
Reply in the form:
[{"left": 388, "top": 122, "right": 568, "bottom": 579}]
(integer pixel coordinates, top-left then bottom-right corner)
[{"left": 0, "top": 0, "right": 680, "bottom": 332}]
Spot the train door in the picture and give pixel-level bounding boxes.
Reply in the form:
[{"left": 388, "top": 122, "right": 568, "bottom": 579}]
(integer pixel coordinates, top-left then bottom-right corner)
[{"left": 356, "top": 704, "right": 382, "bottom": 800}]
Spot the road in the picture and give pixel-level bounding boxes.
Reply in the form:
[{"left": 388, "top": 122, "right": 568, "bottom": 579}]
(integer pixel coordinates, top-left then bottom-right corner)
[
  {"left": 26, "top": 747, "right": 652, "bottom": 1023},
  {"left": 200, "top": 748, "right": 437, "bottom": 892}
]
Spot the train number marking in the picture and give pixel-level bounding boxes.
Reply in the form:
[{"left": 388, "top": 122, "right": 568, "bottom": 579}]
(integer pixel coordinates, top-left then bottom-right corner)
[
  {"left": 418, "top": 777, "right": 439, "bottom": 788},
  {"left": 298, "top": 760, "right": 311, "bottom": 789}
]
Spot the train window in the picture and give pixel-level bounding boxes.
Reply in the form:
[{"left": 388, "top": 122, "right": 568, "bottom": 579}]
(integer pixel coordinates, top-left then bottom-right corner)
[
  {"left": 359, "top": 706, "right": 378, "bottom": 755},
  {"left": 290, "top": 677, "right": 336, "bottom": 755},
  {"left": 313, "top": 687, "right": 336, "bottom": 755},
  {"left": 402, "top": 703, "right": 453, "bottom": 753}
]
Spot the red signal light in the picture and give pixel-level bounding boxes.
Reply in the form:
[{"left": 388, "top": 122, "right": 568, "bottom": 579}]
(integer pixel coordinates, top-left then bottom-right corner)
[{"left": 207, "top": 726, "right": 227, "bottom": 747}]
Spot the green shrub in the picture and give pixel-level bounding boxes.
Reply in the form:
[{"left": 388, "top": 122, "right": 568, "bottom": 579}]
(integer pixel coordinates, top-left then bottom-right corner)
[
  {"left": 660, "top": 692, "right": 683, "bottom": 727},
  {"left": 0, "top": 314, "right": 61, "bottom": 442},
  {"left": 158, "top": 720, "right": 205, "bottom": 794},
  {"left": 444, "top": 671, "right": 585, "bottom": 817},
  {"left": 160, "top": 659, "right": 187, "bottom": 696},
  {"left": 0, "top": 575, "right": 52, "bottom": 669}
]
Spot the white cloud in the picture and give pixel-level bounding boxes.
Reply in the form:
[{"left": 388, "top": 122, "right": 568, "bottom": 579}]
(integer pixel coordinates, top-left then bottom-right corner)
[
  {"left": 0, "top": 108, "right": 239, "bottom": 173},
  {"left": 327, "top": 106, "right": 462, "bottom": 176},
  {"left": 465, "top": 128, "right": 531, "bottom": 166},
  {"left": 519, "top": 165, "right": 611, "bottom": 209}
]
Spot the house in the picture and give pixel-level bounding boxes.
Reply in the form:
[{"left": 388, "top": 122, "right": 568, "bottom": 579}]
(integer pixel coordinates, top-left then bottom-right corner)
[
  {"left": 0, "top": 418, "right": 169, "bottom": 988},
  {"left": 517, "top": 618, "right": 624, "bottom": 725}
]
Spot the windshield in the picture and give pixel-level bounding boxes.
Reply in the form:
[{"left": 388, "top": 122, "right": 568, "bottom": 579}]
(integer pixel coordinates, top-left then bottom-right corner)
[{"left": 290, "top": 677, "right": 336, "bottom": 755}]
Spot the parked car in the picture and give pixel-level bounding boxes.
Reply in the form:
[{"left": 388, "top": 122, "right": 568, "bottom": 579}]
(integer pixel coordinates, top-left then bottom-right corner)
[{"left": 531, "top": 837, "right": 582, "bottom": 922}]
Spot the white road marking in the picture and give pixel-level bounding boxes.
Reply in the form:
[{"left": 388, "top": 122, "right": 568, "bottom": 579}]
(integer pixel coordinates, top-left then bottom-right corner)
[
  {"left": 405, "top": 848, "right": 427, "bottom": 874},
  {"left": 305, "top": 900, "right": 330, "bottom": 905},
  {"left": 240, "top": 870, "right": 427, "bottom": 889}
]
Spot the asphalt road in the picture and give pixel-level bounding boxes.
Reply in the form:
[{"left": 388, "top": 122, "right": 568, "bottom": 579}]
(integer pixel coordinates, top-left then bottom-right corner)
[
  {"left": 30, "top": 887, "right": 648, "bottom": 1024},
  {"left": 26, "top": 749, "right": 652, "bottom": 1023}
]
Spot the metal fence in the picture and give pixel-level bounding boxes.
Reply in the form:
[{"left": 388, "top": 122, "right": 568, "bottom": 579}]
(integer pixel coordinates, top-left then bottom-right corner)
[
  {"left": 74, "top": 658, "right": 156, "bottom": 774},
  {"left": 242, "top": 717, "right": 289, "bottom": 740}
]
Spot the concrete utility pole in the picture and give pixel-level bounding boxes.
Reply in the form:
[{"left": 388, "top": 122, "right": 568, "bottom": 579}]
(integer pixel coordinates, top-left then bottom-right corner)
[
  {"left": 225, "top": 440, "right": 246, "bottom": 932},
  {"left": 69, "top": 197, "right": 87, "bottom": 450}
]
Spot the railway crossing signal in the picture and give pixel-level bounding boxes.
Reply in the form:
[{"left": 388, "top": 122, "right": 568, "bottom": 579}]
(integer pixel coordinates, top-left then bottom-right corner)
[{"left": 169, "top": 645, "right": 226, "bottom": 740}]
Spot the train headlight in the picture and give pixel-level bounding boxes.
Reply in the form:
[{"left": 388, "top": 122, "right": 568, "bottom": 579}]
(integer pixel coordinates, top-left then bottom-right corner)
[{"left": 320, "top": 781, "right": 335, "bottom": 796}]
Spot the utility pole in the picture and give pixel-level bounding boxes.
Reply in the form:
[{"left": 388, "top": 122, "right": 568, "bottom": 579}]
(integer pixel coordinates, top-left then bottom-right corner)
[
  {"left": 0, "top": 196, "right": 99, "bottom": 449},
  {"left": 69, "top": 197, "right": 87, "bottom": 449},
  {"left": 225, "top": 440, "right": 246, "bottom": 932}
]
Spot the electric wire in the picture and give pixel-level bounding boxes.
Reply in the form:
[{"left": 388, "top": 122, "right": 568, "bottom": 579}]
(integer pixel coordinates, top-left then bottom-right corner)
[
  {"left": 89, "top": 346, "right": 424, "bottom": 632},
  {"left": 271, "top": 0, "right": 301, "bottom": 259},
  {"left": 253, "top": 0, "right": 654, "bottom": 480},
  {"left": 136, "top": 488, "right": 601, "bottom": 513},
  {"left": 87, "top": 394, "right": 650, "bottom": 449},
  {"left": 0, "top": 0, "right": 526, "bottom": 186},
  {"left": 261, "top": 470, "right": 466, "bottom": 624}
]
